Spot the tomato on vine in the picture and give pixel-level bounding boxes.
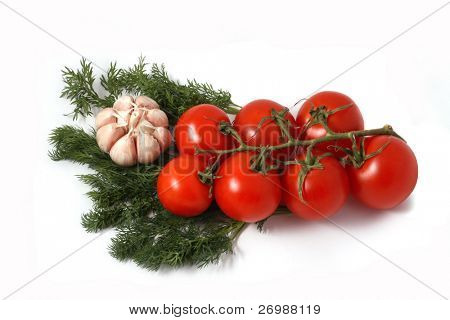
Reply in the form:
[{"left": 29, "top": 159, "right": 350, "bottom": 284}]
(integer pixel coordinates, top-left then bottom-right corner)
[
  {"left": 296, "top": 91, "right": 364, "bottom": 156},
  {"left": 157, "top": 154, "right": 212, "bottom": 217},
  {"left": 281, "top": 152, "right": 349, "bottom": 220},
  {"left": 174, "top": 104, "right": 234, "bottom": 157},
  {"left": 214, "top": 152, "right": 281, "bottom": 222},
  {"left": 346, "top": 136, "right": 418, "bottom": 209},
  {"left": 234, "top": 99, "right": 297, "bottom": 161}
]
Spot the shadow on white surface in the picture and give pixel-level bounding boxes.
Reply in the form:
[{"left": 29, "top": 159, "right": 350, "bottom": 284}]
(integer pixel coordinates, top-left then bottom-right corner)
[
  {"left": 261, "top": 196, "right": 414, "bottom": 233},
  {"left": 113, "top": 196, "right": 416, "bottom": 276},
  {"left": 331, "top": 196, "right": 414, "bottom": 227}
]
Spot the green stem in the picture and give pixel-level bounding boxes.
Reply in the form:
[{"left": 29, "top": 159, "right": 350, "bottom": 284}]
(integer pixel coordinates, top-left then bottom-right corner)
[
  {"left": 229, "top": 221, "right": 247, "bottom": 241},
  {"left": 197, "top": 124, "right": 401, "bottom": 156}
]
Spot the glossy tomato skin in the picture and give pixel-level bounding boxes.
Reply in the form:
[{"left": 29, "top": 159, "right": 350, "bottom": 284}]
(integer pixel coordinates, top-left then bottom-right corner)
[
  {"left": 175, "top": 104, "right": 234, "bottom": 156},
  {"left": 296, "top": 91, "right": 364, "bottom": 155},
  {"left": 157, "top": 154, "right": 212, "bottom": 217},
  {"left": 347, "top": 136, "right": 418, "bottom": 209},
  {"left": 234, "top": 99, "right": 297, "bottom": 161},
  {"left": 281, "top": 154, "right": 349, "bottom": 220},
  {"left": 214, "top": 152, "right": 281, "bottom": 222}
]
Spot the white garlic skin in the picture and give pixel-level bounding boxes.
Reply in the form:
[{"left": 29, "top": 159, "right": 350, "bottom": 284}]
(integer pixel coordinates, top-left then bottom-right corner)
[
  {"left": 113, "top": 95, "right": 134, "bottom": 112},
  {"left": 96, "top": 123, "right": 126, "bottom": 152},
  {"left": 146, "top": 109, "right": 169, "bottom": 128},
  {"left": 152, "top": 127, "right": 172, "bottom": 152},
  {"left": 115, "top": 110, "right": 131, "bottom": 127},
  {"left": 138, "top": 119, "right": 155, "bottom": 133},
  {"left": 135, "top": 96, "right": 159, "bottom": 110},
  {"left": 136, "top": 131, "right": 161, "bottom": 164},
  {"left": 95, "top": 95, "right": 172, "bottom": 166},
  {"left": 110, "top": 135, "right": 137, "bottom": 167},
  {"left": 95, "top": 108, "right": 117, "bottom": 129},
  {"left": 128, "top": 110, "right": 142, "bottom": 130}
]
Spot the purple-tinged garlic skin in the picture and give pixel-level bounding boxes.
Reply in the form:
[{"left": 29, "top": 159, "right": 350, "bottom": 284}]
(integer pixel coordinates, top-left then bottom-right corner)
[
  {"left": 146, "top": 109, "right": 169, "bottom": 128},
  {"left": 135, "top": 96, "right": 159, "bottom": 110},
  {"left": 110, "top": 135, "right": 137, "bottom": 167},
  {"left": 96, "top": 123, "right": 126, "bottom": 153},
  {"left": 136, "top": 131, "right": 161, "bottom": 164},
  {"left": 95, "top": 108, "right": 117, "bottom": 129}
]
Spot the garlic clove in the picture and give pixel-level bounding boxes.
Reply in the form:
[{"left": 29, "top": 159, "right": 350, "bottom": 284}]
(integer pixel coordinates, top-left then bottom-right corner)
[
  {"left": 135, "top": 96, "right": 159, "bottom": 110},
  {"left": 115, "top": 110, "right": 131, "bottom": 127},
  {"left": 113, "top": 95, "right": 134, "bottom": 112},
  {"left": 128, "top": 110, "right": 143, "bottom": 130},
  {"left": 96, "top": 123, "right": 126, "bottom": 153},
  {"left": 152, "top": 127, "right": 172, "bottom": 152},
  {"left": 110, "top": 135, "right": 137, "bottom": 167},
  {"left": 95, "top": 108, "right": 117, "bottom": 129},
  {"left": 146, "top": 109, "right": 169, "bottom": 128},
  {"left": 138, "top": 119, "right": 156, "bottom": 134},
  {"left": 136, "top": 130, "right": 161, "bottom": 164}
]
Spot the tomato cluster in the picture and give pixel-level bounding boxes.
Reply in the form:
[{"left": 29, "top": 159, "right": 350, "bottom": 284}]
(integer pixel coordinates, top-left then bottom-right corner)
[{"left": 157, "top": 92, "right": 418, "bottom": 222}]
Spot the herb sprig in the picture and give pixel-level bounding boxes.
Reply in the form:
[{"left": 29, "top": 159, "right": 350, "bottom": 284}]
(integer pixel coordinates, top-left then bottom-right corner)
[
  {"left": 61, "top": 57, "right": 239, "bottom": 122},
  {"left": 51, "top": 58, "right": 244, "bottom": 269}
]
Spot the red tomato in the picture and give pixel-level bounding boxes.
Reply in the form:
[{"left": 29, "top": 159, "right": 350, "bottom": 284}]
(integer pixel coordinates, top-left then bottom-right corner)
[
  {"left": 296, "top": 91, "right": 364, "bottom": 155},
  {"left": 234, "top": 99, "right": 297, "bottom": 161},
  {"left": 157, "top": 154, "right": 212, "bottom": 217},
  {"left": 347, "top": 136, "right": 418, "bottom": 209},
  {"left": 281, "top": 154, "right": 349, "bottom": 220},
  {"left": 175, "top": 104, "right": 234, "bottom": 157},
  {"left": 214, "top": 152, "right": 281, "bottom": 222}
]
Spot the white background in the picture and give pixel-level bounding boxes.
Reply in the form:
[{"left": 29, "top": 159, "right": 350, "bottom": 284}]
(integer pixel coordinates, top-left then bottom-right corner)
[{"left": 1, "top": 0, "right": 450, "bottom": 318}]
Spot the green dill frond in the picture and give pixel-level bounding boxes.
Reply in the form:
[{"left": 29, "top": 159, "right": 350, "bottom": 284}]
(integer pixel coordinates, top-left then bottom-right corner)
[
  {"left": 51, "top": 58, "right": 245, "bottom": 270},
  {"left": 49, "top": 125, "right": 162, "bottom": 231},
  {"left": 99, "top": 61, "right": 123, "bottom": 102},
  {"left": 60, "top": 57, "right": 239, "bottom": 123},
  {"left": 109, "top": 212, "right": 245, "bottom": 270},
  {"left": 60, "top": 59, "right": 110, "bottom": 119}
]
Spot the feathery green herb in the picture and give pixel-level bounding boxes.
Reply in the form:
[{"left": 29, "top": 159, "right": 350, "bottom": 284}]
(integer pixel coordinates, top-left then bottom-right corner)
[
  {"left": 49, "top": 125, "right": 164, "bottom": 231},
  {"left": 61, "top": 57, "right": 240, "bottom": 122},
  {"left": 51, "top": 58, "right": 244, "bottom": 270},
  {"left": 110, "top": 212, "right": 245, "bottom": 270}
]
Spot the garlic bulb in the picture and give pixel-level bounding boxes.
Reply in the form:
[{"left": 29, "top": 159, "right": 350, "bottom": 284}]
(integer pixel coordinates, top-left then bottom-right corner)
[{"left": 95, "top": 95, "right": 172, "bottom": 166}]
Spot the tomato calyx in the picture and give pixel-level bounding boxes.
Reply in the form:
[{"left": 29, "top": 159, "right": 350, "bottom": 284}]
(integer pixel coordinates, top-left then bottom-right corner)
[
  {"left": 216, "top": 114, "right": 293, "bottom": 174},
  {"left": 218, "top": 120, "right": 245, "bottom": 144},
  {"left": 285, "top": 152, "right": 334, "bottom": 203},
  {"left": 238, "top": 106, "right": 295, "bottom": 144},
  {"left": 248, "top": 147, "right": 280, "bottom": 174},
  {"left": 268, "top": 108, "right": 296, "bottom": 142},
  {"left": 340, "top": 134, "right": 391, "bottom": 168},
  {"left": 197, "top": 155, "right": 223, "bottom": 195},
  {"left": 300, "top": 103, "right": 354, "bottom": 136},
  {"left": 242, "top": 107, "right": 296, "bottom": 144}
]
